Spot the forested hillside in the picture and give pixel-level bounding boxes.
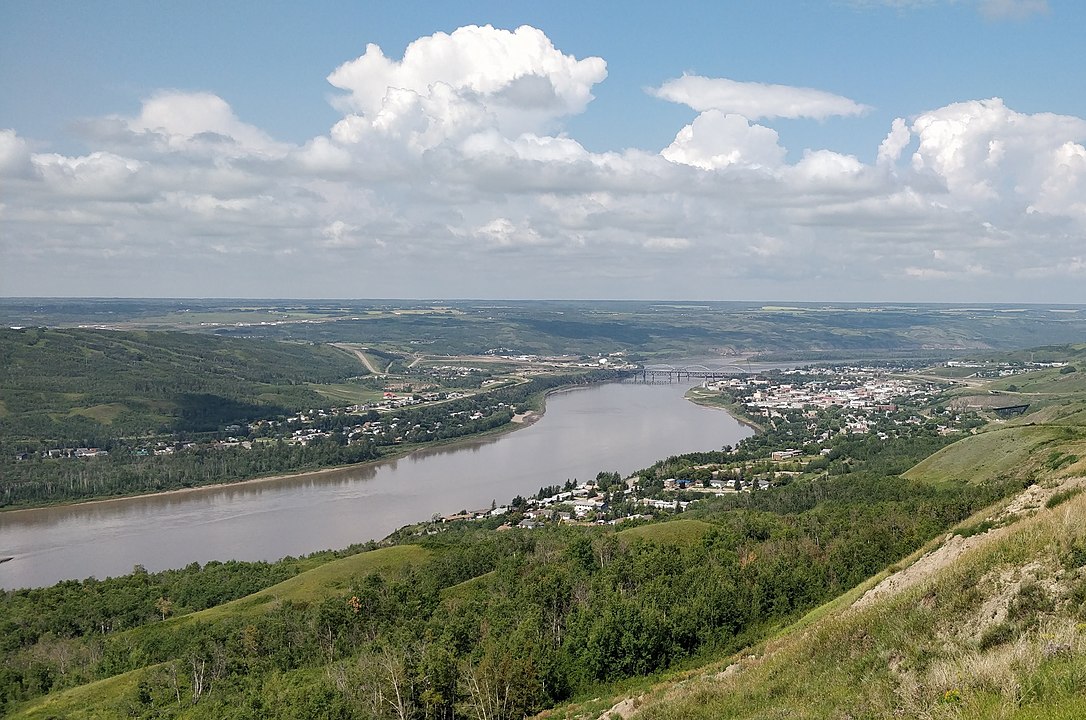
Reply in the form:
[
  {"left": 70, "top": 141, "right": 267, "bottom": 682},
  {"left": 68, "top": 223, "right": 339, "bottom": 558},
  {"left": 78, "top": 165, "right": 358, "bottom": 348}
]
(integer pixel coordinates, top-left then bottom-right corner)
[
  {"left": 546, "top": 370, "right": 1086, "bottom": 720},
  {"left": 1, "top": 336, "right": 617, "bottom": 506},
  {"left": 0, "top": 328, "right": 366, "bottom": 444},
  {"left": 2, "top": 428, "right": 1028, "bottom": 718},
  {"left": 5, "top": 299, "right": 1086, "bottom": 359}
]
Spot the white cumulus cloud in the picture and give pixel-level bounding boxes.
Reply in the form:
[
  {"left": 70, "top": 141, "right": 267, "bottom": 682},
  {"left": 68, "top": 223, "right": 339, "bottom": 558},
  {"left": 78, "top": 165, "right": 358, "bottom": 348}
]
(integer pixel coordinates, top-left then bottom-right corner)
[
  {"left": 82, "top": 91, "right": 287, "bottom": 159},
  {"left": 908, "top": 98, "right": 1086, "bottom": 214},
  {"left": 0, "top": 129, "right": 36, "bottom": 179},
  {"left": 877, "top": 118, "right": 912, "bottom": 165},
  {"left": 661, "top": 110, "right": 785, "bottom": 171},
  {"left": 326, "top": 24, "right": 607, "bottom": 142}
]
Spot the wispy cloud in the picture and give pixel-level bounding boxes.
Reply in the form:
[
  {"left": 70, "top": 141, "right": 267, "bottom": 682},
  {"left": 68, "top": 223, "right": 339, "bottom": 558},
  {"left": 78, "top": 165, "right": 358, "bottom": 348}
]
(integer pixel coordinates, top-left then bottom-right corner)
[
  {"left": 650, "top": 75, "right": 870, "bottom": 121},
  {"left": 977, "top": 0, "right": 1049, "bottom": 20},
  {"left": 848, "top": 0, "right": 1050, "bottom": 19}
]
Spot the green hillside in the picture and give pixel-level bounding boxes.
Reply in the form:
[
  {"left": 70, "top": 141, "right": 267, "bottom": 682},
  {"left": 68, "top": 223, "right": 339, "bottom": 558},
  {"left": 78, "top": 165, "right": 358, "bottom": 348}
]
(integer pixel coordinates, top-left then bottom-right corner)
[
  {"left": 0, "top": 327, "right": 366, "bottom": 444},
  {"left": 544, "top": 402, "right": 1086, "bottom": 720},
  {"left": 6, "top": 352, "right": 1086, "bottom": 718},
  {"left": 577, "top": 480, "right": 1086, "bottom": 720},
  {"left": 904, "top": 424, "right": 1086, "bottom": 486},
  {"left": 616, "top": 518, "right": 715, "bottom": 545},
  {"left": 6, "top": 299, "right": 1086, "bottom": 359},
  {"left": 190, "top": 545, "right": 430, "bottom": 622},
  {"left": 3, "top": 429, "right": 1029, "bottom": 718}
]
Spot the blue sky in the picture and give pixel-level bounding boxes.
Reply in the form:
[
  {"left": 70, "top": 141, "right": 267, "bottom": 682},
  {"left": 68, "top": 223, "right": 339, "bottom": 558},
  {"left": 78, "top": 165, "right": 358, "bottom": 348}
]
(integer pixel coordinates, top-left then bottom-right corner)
[{"left": 2, "top": 1, "right": 1085, "bottom": 301}]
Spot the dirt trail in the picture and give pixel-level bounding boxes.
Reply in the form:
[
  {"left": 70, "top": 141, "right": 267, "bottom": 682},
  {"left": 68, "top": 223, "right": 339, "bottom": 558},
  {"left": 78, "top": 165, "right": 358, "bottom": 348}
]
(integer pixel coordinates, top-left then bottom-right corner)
[
  {"left": 331, "top": 343, "right": 381, "bottom": 375},
  {"left": 852, "top": 477, "right": 1084, "bottom": 610}
]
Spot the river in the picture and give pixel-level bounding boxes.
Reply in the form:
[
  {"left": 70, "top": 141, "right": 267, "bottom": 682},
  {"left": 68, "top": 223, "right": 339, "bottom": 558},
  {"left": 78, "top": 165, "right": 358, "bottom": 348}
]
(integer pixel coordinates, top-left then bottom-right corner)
[{"left": 0, "top": 382, "right": 751, "bottom": 589}]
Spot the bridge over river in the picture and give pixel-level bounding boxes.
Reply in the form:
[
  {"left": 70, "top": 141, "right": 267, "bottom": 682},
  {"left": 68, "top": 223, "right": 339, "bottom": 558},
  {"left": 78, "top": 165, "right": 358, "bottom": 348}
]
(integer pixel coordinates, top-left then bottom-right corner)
[{"left": 633, "top": 363, "right": 752, "bottom": 382}]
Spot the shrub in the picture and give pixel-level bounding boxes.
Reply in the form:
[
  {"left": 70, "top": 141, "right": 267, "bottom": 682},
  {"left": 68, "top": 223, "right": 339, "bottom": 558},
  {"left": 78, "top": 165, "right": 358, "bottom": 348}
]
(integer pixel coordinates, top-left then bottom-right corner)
[
  {"left": 979, "top": 622, "right": 1016, "bottom": 650},
  {"left": 1046, "top": 487, "right": 1083, "bottom": 509},
  {"left": 1007, "top": 582, "right": 1053, "bottom": 623},
  {"left": 954, "top": 520, "right": 998, "bottom": 538}
]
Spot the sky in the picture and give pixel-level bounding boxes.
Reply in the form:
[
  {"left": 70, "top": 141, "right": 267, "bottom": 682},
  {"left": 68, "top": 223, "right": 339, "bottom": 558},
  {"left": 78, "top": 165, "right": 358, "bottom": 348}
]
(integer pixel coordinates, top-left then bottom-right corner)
[{"left": 1, "top": 0, "right": 1085, "bottom": 302}]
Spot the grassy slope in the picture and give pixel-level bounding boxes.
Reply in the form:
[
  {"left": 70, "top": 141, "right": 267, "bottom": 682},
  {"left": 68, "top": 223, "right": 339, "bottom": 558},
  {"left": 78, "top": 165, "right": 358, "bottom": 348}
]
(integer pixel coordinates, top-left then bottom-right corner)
[
  {"left": 617, "top": 485, "right": 1086, "bottom": 720},
  {"left": 616, "top": 519, "right": 716, "bottom": 545},
  {"left": 0, "top": 328, "right": 368, "bottom": 442},
  {"left": 543, "top": 403, "right": 1086, "bottom": 720},
  {"left": 903, "top": 425, "right": 1077, "bottom": 485},
  {"left": 189, "top": 544, "right": 429, "bottom": 622}
]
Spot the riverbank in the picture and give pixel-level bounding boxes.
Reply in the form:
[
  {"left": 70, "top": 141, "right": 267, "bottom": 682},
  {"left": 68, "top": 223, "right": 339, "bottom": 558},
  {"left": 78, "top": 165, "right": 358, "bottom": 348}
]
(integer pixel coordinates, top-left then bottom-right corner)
[
  {"left": 0, "top": 384, "right": 566, "bottom": 515},
  {"left": 2, "top": 380, "right": 754, "bottom": 589},
  {"left": 684, "top": 386, "right": 765, "bottom": 433},
  {"left": 0, "top": 380, "right": 750, "bottom": 516}
]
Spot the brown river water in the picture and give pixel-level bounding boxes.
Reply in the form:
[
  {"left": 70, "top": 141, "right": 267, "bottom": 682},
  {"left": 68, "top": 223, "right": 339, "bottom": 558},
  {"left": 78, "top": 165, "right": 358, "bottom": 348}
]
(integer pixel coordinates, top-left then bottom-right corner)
[{"left": 0, "top": 382, "right": 751, "bottom": 589}]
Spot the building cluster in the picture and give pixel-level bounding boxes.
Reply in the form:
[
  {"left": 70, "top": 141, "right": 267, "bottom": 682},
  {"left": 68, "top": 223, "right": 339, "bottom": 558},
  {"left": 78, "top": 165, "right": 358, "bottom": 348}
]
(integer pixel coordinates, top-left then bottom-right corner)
[
  {"left": 20, "top": 394, "right": 516, "bottom": 462},
  {"left": 945, "top": 360, "right": 1069, "bottom": 378},
  {"left": 415, "top": 365, "right": 991, "bottom": 537},
  {"left": 440, "top": 473, "right": 708, "bottom": 531},
  {"left": 723, "top": 366, "right": 989, "bottom": 444},
  {"left": 715, "top": 366, "right": 936, "bottom": 414},
  {"left": 21, "top": 447, "right": 110, "bottom": 461}
]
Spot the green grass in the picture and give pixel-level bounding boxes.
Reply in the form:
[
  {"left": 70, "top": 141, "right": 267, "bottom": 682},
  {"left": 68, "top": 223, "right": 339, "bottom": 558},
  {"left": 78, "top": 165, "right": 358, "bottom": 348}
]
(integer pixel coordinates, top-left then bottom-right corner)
[
  {"left": 990, "top": 367, "right": 1086, "bottom": 395},
  {"left": 440, "top": 570, "right": 495, "bottom": 600},
  {"left": 904, "top": 425, "right": 1074, "bottom": 485},
  {"left": 191, "top": 544, "right": 429, "bottom": 622},
  {"left": 1046, "top": 486, "right": 1084, "bottom": 508},
  {"left": 309, "top": 382, "right": 384, "bottom": 405},
  {"left": 67, "top": 402, "right": 127, "bottom": 424},
  {"left": 12, "top": 668, "right": 150, "bottom": 720}
]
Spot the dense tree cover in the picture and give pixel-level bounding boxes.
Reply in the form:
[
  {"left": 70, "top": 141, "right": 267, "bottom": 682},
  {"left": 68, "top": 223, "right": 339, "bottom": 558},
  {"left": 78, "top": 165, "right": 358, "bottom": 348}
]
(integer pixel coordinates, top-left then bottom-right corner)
[
  {"left": 0, "top": 558, "right": 327, "bottom": 650},
  {"left": 0, "top": 551, "right": 370, "bottom": 712},
  {"left": 0, "top": 438, "right": 382, "bottom": 506},
  {"left": 0, "top": 327, "right": 366, "bottom": 447},
  {"left": 0, "top": 431, "right": 1023, "bottom": 718},
  {"left": 0, "top": 367, "right": 620, "bottom": 508}
]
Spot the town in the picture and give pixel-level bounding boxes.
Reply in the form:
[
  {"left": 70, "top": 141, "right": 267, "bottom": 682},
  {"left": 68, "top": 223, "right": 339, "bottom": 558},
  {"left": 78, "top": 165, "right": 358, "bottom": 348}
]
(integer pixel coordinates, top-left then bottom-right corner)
[{"left": 426, "top": 362, "right": 991, "bottom": 533}]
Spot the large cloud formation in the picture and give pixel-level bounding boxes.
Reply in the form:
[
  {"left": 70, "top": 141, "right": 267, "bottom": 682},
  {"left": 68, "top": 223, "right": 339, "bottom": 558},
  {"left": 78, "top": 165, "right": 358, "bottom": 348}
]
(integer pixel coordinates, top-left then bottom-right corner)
[
  {"left": 325, "top": 25, "right": 607, "bottom": 149},
  {"left": 2, "top": 25, "right": 1084, "bottom": 300}
]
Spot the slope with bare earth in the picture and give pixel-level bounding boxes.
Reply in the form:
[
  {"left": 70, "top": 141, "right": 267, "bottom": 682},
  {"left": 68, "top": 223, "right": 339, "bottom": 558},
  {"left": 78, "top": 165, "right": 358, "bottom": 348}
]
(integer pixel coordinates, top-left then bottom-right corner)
[
  {"left": 541, "top": 416, "right": 1086, "bottom": 720},
  {"left": 598, "top": 481, "right": 1086, "bottom": 720}
]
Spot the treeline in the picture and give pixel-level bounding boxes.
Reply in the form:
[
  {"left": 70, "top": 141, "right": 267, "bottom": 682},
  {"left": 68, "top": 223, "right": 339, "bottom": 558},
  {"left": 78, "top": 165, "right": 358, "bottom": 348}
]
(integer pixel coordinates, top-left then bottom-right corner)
[
  {"left": 0, "top": 437, "right": 1022, "bottom": 718},
  {"left": 0, "top": 370, "right": 620, "bottom": 508},
  {"left": 1, "top": 559, "right": 316, "bottom": 649},
  {"left": 0, "top": 439, "right": 380, "bottom": 507}
]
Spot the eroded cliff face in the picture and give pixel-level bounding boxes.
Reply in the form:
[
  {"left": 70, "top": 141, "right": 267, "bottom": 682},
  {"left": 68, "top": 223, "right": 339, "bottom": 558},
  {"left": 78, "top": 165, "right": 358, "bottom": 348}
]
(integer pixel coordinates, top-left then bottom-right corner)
[{"left": 562, "top": 478, "right": 1086, "bottom": 720}]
